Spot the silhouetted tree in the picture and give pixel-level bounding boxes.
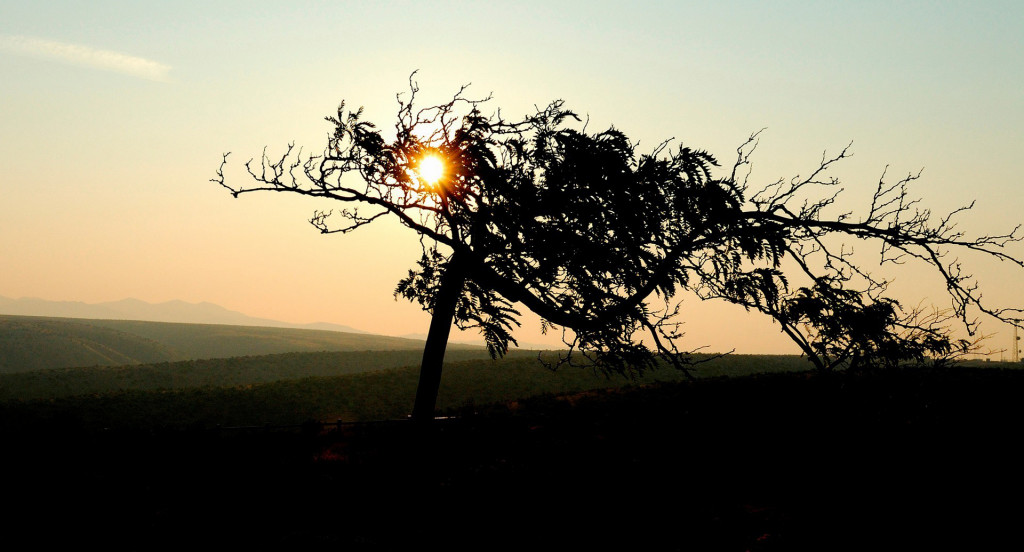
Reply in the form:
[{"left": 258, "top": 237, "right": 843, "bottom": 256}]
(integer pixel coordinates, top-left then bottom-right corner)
[
  {"left": 768, "top": 281, "right": 976, "bottom": 371},
  {"left": 214, "top": 76, "right": 1024, "bottom": 421}
]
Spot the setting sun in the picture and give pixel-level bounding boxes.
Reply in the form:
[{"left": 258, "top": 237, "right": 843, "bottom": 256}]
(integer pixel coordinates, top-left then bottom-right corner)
[{"left": 418, "top": 154, "right": 445, "bottom": 187}]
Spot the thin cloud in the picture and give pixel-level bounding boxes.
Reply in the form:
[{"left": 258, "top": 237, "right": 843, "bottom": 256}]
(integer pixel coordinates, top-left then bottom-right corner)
[{"left": 0, "top": 34, "right": 171, "bottom": 82}]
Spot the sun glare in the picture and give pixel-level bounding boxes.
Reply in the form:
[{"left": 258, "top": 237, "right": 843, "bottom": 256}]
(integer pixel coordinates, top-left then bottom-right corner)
[{"left": 418, "top": 154, "right": 445, "bottom": 187}]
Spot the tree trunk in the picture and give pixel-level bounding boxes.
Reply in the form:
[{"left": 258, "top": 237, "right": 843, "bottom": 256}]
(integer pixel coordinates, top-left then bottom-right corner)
[{"left": 410, "top": 253, "right": 466, "bottom": 423}]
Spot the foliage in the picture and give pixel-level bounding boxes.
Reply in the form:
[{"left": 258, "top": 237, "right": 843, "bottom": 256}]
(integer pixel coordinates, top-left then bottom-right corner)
[
  {"left": 771, "top": 282, "right": 975, "bottom": 371},
  {"left": 215, "top": 75, "right": 1024, "bottom": 416}
]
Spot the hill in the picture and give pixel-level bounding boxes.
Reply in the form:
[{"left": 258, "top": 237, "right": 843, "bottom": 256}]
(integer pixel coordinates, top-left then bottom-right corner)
[
  {"left": 0, "top": 314, "right": 484, "bottom": 373},
  {"left": 0, "top": 295, "right": 366, "bottom": 333}
]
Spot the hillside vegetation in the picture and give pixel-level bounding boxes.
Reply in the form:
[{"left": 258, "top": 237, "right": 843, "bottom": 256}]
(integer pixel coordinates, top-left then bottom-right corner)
[
  {"left": 0, "top": 314, "right": 479, "bottom": 373},
  {"left": 0, "top": 350, "right": 815, "bottom": 430},
  {"left": 0, "top": 349, "right": 505, "bottom": 401}
]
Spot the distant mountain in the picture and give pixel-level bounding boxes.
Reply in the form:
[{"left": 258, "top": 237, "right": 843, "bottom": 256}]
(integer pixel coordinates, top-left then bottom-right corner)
[{"left": 0, "top": 296, "right": 366, "bottom": 334}]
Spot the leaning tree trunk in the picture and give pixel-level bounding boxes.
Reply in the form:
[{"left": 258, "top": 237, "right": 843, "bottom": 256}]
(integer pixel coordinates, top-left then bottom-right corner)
[{"left": 410, "top": 254, "right": 466, "bottom": 423}]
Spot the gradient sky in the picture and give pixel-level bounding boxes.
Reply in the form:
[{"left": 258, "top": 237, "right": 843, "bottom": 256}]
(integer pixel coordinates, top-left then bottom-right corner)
[{"left": 2, "top": 1, "right": 1022, "bottom": 354}]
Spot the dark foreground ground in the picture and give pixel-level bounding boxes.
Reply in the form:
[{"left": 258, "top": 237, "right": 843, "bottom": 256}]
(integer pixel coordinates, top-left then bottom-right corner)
[{"left": 5, "top": 366, "right": 1024, "bottom": 551}]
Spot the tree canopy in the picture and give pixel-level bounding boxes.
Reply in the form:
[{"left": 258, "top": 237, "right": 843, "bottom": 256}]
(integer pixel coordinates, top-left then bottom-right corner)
[{"left": 215, "top": 76, "right": 1024, "bottom": 419}]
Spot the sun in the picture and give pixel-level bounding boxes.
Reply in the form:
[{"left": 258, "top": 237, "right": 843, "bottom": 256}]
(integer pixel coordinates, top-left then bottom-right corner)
[{"left": 417, "top": 154, "right": 445, "bottom": 188}]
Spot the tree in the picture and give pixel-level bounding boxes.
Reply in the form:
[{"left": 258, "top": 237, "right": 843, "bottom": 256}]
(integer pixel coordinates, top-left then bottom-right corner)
[{"left": 214, "top": 76, "right": 1024, "bottom": 421}]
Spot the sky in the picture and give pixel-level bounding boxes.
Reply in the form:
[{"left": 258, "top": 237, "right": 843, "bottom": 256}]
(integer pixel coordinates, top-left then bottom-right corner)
[{"left": 2, "top": 1, "right": 1022, "bottom": 355}]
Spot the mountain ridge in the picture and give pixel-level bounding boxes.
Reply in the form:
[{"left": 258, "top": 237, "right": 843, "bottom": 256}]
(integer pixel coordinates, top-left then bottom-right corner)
[{"left": 0, "top": 295, "right": 366, "bottom": 334}]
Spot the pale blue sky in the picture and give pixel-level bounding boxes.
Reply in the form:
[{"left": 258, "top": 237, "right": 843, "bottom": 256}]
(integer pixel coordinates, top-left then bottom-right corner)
[{"left": 2, "top": 1, "right": 1021, "bottom": 353}]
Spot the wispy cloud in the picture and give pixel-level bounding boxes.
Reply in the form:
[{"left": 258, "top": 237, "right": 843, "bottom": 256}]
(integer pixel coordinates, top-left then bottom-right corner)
[{"left": 0, "top": 34, "right": 171, "bottom": 82}]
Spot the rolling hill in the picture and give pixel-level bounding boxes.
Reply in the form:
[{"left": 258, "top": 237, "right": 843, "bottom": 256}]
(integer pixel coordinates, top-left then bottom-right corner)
[
  {"left": 0, "top": 295, "right": 365, "bottom": 333},
  {"left": 0, "top": 314, "right": 484, "bottom": 373}
]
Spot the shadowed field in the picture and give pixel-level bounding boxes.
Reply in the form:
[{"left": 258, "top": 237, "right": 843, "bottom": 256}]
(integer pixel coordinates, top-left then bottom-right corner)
[
  {"left": 0, "top": 351, "right": 810, "bottom": 427},
  {"left": 4, "top": 362, "right": 1023, "bottom": 550}
]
